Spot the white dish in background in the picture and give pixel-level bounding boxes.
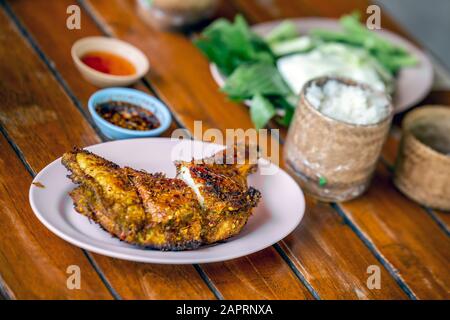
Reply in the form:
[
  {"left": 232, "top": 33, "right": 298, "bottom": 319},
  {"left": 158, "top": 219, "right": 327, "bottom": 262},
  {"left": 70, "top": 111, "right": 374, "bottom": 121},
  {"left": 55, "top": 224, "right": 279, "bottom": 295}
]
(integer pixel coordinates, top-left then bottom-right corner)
[
  {"left": 29, "top": 138, "right": 305, "bottom": 264},
  {"left": 71, "top": 36, "right": 149, "bottom": 87},
  {"left": 210, "top": 18, "right": 434, "bottom": 114}
]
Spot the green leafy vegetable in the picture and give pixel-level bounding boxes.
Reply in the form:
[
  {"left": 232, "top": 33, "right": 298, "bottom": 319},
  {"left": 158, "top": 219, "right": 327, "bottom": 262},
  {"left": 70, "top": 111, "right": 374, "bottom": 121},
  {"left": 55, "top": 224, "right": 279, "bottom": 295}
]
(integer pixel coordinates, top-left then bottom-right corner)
[
  {"left": 270, "top": 36, "right": 314, "bottom": 56},
  {"left": 265, "top": 21, "right": 299, "bottom": 44},
  {"left": 311, "top": 12, "right": 417, "bottom": 74},
  {"left": 222, "top": 62, "right": 291, "bottom": 100},
  {"left": 194, "top": 12, "right": 417, "bottom": 128},
  {"left": 340, "top": 12, "right": 407, "bottom": 55},
  {"left": 194, "top": 15, "right": 274, "bottom": 76},
  {"left": 250, "top": 94, "right": 276, "bottom": 129},
  {"left": 372, "top": 51, "right": 418, "bottom": 74}
]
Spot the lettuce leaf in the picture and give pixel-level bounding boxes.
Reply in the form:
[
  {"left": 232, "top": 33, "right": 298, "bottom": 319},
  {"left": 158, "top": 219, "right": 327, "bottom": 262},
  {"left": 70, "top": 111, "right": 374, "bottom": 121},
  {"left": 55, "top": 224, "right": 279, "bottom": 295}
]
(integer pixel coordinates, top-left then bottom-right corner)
[
  {"left": 311, "top": 12, "right": 417, "bottom": 74},
  {"left": 250, "top": 94, "right": 276, "bottom": 129},
  {"left": 222, "top": 62, "right": 291, "bottom": 100},
  {"left": 194, "top": 15, "right": 274, "bottom": 76},
  {"left": 265, "top": 21, "right": 299, "bottom": 44}
]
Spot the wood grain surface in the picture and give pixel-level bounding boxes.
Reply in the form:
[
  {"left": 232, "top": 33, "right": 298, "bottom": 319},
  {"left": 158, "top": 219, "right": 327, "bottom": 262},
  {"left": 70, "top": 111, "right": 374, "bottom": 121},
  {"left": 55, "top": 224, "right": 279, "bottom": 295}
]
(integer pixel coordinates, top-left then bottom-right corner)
[
  {"left": 0, "top": 133, "right": 114, "bottom": 299},
  {"left": 4, "top": 0, "right": 312, "bottom": 300},
  {"left": 233, "top": 0, "right": 450, "bottom": 300},
  {"left": 84, "top": 0, "right": 410, "bottom": 299},
  {"left": 0, "top": 1, "right": 214, "bottom": 300},
  {"left": 0, "top": 0, "right": 448, "bottom": 300},
  {"left": 0, "top": 8, "right": 112, "bottom": 299}
]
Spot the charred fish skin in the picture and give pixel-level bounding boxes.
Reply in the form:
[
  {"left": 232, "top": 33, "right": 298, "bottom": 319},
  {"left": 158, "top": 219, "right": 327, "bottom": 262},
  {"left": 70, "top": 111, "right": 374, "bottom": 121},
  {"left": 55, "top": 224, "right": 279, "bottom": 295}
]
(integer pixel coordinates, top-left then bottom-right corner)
[
  {"left": 71, "top": 183, "right": 201, "bottom": 251},
  {"left": 125, "top": 168, "right": 203, "bottom": 250},
  {"left": 176, "top": 162, "right": 261, "bottom": 244},
  {"left": 62, "top": 148, "right": 146, "bottom": 243},
  {"left": 62, "top": 145, "right": 261, "bottom": 250},
  {"left": 62, "top": 148, "right": 202, "bottom": 251},
  {"left": 175, "top": 146, "right": 261, "bottom": 244}
]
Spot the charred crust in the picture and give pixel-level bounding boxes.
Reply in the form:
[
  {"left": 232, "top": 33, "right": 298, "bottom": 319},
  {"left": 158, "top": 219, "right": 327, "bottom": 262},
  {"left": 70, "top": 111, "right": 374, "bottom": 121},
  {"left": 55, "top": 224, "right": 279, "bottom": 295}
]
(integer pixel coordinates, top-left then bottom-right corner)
[
  {"left": 62, "top": 147, "right": 261, "bottom": 251},
  {"left": 138, "top": 240, "right": 202, "bottom": 251},
  {"left": 188, "top": 164, "right": 260, "bottom": 210}
]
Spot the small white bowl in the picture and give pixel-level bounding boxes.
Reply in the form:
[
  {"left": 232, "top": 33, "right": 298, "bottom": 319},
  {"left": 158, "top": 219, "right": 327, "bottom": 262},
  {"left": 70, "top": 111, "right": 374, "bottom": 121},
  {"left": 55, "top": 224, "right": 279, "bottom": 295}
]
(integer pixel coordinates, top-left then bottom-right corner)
[{"left": 71, "top": 36, "right": 149, "bottom": 87}]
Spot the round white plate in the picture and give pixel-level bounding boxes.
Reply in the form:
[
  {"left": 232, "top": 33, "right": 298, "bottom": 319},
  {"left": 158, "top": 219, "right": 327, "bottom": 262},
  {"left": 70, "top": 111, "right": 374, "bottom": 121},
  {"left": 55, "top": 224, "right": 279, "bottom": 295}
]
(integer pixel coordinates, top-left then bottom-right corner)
[
  {"left": 210, "top": 18, "right": 434, "bottom": 114},
  {"left": 29, "top": 138, "right": 305, "bottom": 264}
]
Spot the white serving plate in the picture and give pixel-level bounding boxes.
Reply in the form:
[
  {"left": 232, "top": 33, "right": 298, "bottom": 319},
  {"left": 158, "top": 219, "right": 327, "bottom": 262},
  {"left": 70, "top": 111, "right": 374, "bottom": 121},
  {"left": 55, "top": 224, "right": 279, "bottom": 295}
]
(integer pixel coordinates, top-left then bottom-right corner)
[
  {"left": 210, "top": 18, "right": 434, "bottom": 114},
  {"left": 29, "top": 138, "right": 305, "bottom": 264}
]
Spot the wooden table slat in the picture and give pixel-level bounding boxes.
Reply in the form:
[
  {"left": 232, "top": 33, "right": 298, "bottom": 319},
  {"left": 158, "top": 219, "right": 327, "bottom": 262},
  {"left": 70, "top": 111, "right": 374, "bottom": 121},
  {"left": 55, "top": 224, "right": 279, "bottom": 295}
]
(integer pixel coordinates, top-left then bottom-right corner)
[
  {"left": 83, "top": 0, "right": 414, "bottom": 299},
  {"left": 231, "top": 0, "right": 450, "bottom": 299},
  {"left": 2, "top": 0, "right": 448, "bottom": 300},
  {"left": 0, "top": 8, "right": 114, "bottom": 299},
  {"left": 0, "top": 132, "right": 113, "bottom": 299},
  {"left": 6, "top": 0, "right": 312, "bottom": 300},
  {"left": 1, "top": 1, "right": 214, "bottom": 300}
]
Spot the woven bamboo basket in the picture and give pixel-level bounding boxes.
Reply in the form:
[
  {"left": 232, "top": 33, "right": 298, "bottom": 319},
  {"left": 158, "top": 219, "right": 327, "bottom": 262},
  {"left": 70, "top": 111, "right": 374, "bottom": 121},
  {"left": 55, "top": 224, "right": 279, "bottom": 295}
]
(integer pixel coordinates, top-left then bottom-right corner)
[
  {"left": 394, "top": 106, "right": 450, "bottom": 211},
  {"left": 284, "top": 77, "right": 393, "bottom": 202}
]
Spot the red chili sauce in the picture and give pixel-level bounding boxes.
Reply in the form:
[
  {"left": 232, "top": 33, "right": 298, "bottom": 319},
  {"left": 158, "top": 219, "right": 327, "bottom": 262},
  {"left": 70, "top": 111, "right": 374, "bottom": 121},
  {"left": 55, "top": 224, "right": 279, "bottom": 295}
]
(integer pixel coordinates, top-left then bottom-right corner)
[{"left": 81, "top": 51, "right": 136, "bottom": 76}]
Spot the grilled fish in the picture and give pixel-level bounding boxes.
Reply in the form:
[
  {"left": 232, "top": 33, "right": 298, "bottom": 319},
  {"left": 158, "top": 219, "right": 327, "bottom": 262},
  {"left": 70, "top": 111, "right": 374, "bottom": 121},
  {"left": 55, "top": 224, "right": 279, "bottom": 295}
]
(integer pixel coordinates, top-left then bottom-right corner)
[
  {"left": 62, "top": 145, "right": 260, "bottom": 250},
  {"left": 175, "top": 145, "right": 261, "bottom": 243}
]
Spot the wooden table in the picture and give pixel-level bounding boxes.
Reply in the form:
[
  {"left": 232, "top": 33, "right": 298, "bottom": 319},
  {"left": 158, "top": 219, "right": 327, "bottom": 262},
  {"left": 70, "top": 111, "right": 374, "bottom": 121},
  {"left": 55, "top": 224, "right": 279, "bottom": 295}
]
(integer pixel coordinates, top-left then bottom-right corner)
[{"left": 0, "top": 0, "right": 448, "bottom": 300}]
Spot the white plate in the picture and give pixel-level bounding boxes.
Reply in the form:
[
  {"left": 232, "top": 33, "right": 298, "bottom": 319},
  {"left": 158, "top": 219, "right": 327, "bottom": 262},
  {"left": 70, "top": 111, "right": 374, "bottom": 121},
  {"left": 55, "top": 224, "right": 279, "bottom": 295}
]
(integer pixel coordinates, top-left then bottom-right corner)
[
  {"left": 29, "top": 138, "right": 305, "bottom": 264},
  {"left": 210, "top": 18, "right": 434, "bottom": 114}
]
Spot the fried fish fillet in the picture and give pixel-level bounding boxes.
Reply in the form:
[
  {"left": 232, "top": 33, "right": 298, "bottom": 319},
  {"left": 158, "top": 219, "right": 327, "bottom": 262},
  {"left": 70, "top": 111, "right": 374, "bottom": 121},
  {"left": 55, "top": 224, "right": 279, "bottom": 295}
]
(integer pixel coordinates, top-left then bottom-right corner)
[
  {"left": 62, "top": 148, "right": 202, "bottom": 250},
  {"left": 125, "top": 168, "right": 203, "bottom": 250},
  {"left": 62, "top": 145, "right": 261, "bottom": 250},
  {"left": 175, "top": 146, "right": 261, "bottom": 244},
  {"left": 62, "top": 149, "right": 147, "bottom": 244}
]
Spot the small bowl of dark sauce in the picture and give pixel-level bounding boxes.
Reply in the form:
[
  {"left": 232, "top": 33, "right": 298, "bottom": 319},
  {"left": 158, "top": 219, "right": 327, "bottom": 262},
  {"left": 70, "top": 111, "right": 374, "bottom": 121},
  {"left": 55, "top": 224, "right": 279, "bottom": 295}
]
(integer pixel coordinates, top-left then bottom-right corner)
[{"left": 89, "top": 88, "right": 172, "bottom": 139}]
